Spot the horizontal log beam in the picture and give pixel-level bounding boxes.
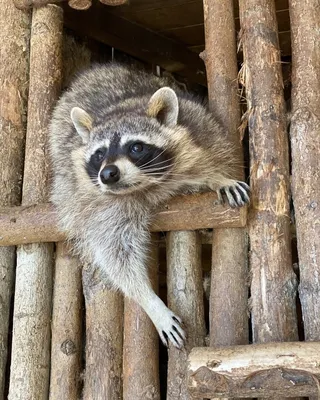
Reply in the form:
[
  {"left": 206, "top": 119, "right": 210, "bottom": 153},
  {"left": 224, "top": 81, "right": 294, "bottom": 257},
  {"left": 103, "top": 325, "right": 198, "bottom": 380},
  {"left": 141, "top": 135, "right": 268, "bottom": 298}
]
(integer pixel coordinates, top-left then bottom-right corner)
[
  {"left": 13, "top": 0, "right": 127, "bottom": 10},
  {"left": 188, "top": 342, "right": 320, "bottom": 398},
  {"left": 0, "top": 192, "right": 247, "bottom": 246}
]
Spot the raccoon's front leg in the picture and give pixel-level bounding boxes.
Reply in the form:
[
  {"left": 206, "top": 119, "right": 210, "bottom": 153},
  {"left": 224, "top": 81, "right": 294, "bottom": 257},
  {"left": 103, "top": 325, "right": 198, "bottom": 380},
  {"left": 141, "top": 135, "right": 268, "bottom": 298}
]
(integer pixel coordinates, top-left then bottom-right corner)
[
  {"left": 207, "top": 178, "right": 250, "bottom": 208},
  {"left": 98, "top": 248, "right": 186, "bottom": 348}
]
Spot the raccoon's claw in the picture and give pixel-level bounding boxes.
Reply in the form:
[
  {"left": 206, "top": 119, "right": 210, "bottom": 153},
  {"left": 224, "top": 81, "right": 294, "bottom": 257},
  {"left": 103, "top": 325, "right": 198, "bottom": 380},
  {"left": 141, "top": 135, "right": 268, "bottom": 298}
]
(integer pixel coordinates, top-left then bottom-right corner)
[
  {"left": 157, "top": 312, "right": 186, "bottom": 349},
  {"left": 220, "top": 181, "right": 250, "bottom": 208}
]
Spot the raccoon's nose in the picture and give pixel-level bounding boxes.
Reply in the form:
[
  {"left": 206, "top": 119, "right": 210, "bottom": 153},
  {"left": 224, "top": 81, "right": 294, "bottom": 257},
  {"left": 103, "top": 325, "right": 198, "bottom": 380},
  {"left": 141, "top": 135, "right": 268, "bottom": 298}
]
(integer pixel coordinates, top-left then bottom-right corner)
[{"left": 100, "top": 165, "right": 120, "bottom": 184}]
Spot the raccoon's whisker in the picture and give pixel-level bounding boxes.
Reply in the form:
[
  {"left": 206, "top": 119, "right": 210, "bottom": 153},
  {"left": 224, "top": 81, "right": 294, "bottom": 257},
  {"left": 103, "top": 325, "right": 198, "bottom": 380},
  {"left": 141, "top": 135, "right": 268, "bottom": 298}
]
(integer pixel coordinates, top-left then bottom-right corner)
[
  {"left": 138, "top": 149, "right": 168, "bottom": 169},
  {"left": 140, "top": 157, "right": 175, "bottom": 170},
  {"left": 143, "top": 165, "right": 174, "bottom": 173}
]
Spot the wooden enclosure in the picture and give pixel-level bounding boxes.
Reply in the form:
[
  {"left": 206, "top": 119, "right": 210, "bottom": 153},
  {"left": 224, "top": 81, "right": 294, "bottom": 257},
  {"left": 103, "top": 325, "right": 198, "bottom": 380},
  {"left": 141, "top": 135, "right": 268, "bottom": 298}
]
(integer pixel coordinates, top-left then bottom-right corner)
[{"left": 0, "top": 0, "right": 319, "bottom": 399}]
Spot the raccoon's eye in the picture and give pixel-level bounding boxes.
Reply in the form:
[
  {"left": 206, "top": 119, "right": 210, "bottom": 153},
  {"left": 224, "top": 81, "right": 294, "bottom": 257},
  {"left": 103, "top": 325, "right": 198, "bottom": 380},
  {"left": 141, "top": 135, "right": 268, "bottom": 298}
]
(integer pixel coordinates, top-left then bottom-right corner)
[
  {"left": 93, "top": 148, "right": 106, "bottom": 162},
  {"left": 130, "top": 142, "right": 144, "bottom": 153}
]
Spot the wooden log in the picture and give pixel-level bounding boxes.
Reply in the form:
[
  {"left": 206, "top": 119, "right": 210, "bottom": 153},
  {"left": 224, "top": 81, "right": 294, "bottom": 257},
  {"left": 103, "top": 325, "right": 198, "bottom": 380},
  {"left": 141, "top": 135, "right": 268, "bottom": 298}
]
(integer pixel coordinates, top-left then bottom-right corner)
[
  {"left": 203, "top": 2, "right": 249, "bottom": 386},
  {"left": 123, "top": 235, "right": 160, "bottom": 400},
  {"left": 0, "top": 193, "right": 248, "bottom": 247},
  {"left": 99, "top": 0, "right": 128, "bottom": 5},
  {"left": 166, "top": 231, "right": 206, "bottom": 399},
  {"left": 8, "top": 5, "right": 63, "bottom": 400},
  {"left": 289, "top": 0, "right": 320, "bottom": 341},
  {"left": 188, "top": 342, "right": 320, "bottom": 398},
  {"left": 0, "top": 1, "right": 31, "bottom": 398},
  {"left": 14, "top": 0, "right": 127, "bottom": 9},
  {"left": 13, "top": 0, "right": 64, "bottom": 9},
  {"left": 49, "top": 242, "right": 83, "bottom": 400},
  {"left": 82, "top": 264, "right": 124, "bottom": 400},
  {"left": 68, "top": 0, "right": 91, "bottom": 10},
  {"left": 239, "top": 0, "right": 298, "bottom": 345}
]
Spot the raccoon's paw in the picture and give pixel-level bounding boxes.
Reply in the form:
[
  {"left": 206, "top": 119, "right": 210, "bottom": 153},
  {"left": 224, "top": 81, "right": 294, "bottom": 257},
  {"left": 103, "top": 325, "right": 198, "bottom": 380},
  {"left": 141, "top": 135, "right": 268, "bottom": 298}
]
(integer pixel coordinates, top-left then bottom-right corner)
[
  {"left": 154, "top": 308, "right": 186, "bottom": 349},
  {"left": 219, "top": 181, "right": 250, "bottom": 208}
]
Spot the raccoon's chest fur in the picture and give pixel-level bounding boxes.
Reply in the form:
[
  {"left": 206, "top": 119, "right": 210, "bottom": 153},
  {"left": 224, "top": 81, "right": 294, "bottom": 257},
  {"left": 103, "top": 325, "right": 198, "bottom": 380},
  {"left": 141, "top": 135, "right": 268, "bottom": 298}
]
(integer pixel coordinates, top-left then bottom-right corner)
[{"left": 63, "top": 194, "right": 151, "bottom": 267}]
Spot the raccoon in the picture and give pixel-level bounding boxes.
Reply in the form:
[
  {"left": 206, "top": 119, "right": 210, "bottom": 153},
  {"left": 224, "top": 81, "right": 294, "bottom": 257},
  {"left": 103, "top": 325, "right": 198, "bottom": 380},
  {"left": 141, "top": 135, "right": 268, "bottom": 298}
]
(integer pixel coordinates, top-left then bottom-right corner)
[{"left": 49, "top": 62, "right": 250, "bottom": 348}]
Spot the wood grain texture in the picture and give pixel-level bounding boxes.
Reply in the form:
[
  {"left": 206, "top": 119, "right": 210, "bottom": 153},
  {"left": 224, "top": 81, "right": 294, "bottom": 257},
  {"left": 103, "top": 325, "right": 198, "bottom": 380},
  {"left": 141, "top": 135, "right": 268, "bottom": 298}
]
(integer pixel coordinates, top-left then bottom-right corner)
[
  {"left": 239, "top": 0, "right": 298, "bottom": 349},
  {"left": 8, "top": 5, "right": 63, "bottom": 400},
  {"left": 166, "top": 231, "right": 206, "bottom": 400},
  {"left": 188, "top": 342, "right": 320, "bottom": 398},
  {"left": 0, "top": 1, "right": 31, "bottom": 398},
  {"left": 49, "top": 243, "right": 83, "bottom": 400},
  {"left": 0, "top": 193, "right": 247, "bottom": 247},
  {"left": 123, "top": 235, "right": 160, "bottom": 400},
  {"left": 289, "top": 0, "right": 320, "bottom": 342}
]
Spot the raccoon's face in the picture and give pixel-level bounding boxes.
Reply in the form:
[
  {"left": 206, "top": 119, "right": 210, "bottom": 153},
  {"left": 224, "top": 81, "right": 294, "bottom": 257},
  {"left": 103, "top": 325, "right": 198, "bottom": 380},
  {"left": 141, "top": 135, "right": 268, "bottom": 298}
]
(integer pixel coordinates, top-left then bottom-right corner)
[{"left": 71, "top": 87, "right": 180, "bottom": 195}]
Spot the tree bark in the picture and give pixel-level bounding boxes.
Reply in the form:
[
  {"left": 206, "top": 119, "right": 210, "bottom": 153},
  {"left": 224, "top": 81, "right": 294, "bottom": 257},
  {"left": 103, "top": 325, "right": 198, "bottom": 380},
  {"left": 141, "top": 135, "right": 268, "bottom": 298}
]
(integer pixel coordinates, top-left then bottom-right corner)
[
  {"left": 0, "top": 1, "right": 31, "bottom": 398},
  {"left": 82, "top": 265, "right": 124, "bottom": 400},
  {"left": 289, "top": 0, "right": 320, "bottom": 342},
  {"left": 8, "top": 5, "right": 63, "bottom": 400},
  {"left": 49, "top": 242, "right": 83, "bottom": 400},
  {"left": 188, "top": 342, "right": 320, "bottom": 398},
  {"left": 166, "top": 231, "right": 206, "bottom": 400},
  {"left": 202, "top": 5, "right": 249, "bottom": 397},
  {"left": 0, "top": 194, "right": 247, "bottom": 247},
  {"left": 123, "top": 235, "right": 160, "bottom": 400}
]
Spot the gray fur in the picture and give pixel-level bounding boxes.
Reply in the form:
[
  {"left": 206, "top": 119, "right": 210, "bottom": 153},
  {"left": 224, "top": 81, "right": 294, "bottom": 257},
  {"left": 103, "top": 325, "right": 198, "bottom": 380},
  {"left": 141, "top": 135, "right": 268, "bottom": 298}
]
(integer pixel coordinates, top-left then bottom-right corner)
[{"left": 49, "top": 62, "right": 250, "bottom": 348}]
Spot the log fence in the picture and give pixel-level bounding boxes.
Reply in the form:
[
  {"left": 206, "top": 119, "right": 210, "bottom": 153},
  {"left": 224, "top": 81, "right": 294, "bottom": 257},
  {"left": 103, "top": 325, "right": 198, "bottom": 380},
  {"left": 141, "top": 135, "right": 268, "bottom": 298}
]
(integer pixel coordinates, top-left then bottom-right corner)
[{"left": 0, "top": 0, "right": 319, "bottom": 399}]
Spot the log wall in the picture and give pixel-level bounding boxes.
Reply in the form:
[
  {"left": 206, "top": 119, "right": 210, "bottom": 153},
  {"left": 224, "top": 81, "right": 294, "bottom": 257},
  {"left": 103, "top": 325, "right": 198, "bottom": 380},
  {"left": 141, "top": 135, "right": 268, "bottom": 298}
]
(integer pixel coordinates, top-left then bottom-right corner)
[
  {"left": 239, "top": 0, "right": 298, "bottom": 345},
  {"left": 8, "top": 6, "right": 63, "bottom": 400},
  {"left": 289, "top": 0, "right": 320, "bottom": 343},
  {"left": 0, "top": 2, "right": 31, "bottom": 398},
  {"left": 1, "top": 0, "right": 319, "bottom": 399}
]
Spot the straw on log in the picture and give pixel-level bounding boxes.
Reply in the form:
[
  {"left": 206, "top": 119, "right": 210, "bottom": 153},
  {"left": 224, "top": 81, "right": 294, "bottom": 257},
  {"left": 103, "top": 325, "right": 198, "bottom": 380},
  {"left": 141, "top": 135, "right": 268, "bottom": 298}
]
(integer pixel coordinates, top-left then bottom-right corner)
[
  {"left": 82, "top": 265, "right": 124, "bottom": 399},
  {"left": 49, "top": 242, "right": 83, "bottom": 400},
  {"left": 0, "top": 1, "right": 31, "bottom": 398},
  {"left": 188, "top": 342, "right": 320, "bottom": 398},
  {"left": 239, "top": 0, "right": 298, "bottom": 343},
  {"left": 289, "top": 0, "right": 320, "bottom": 342},
  {"left": 8, "top": 5, "right": 63, "bottom": 400},
  {"left": 203, "top": 0, "right": 249, "bottom": 373},
  {"left": 0, "top": 194, "right": 248, "bottom": 247},
  {"left": 123, "top": 234, "right": 160, "bottom": 400},
  {"left": 166, "top": 231, "right": 206, "bottom": 399}
]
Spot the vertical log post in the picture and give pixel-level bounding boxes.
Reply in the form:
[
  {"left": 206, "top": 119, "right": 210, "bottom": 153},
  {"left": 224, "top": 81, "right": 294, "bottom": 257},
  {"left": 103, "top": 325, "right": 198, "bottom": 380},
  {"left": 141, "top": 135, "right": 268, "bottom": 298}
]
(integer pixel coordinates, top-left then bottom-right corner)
[
  {"left": 82, "top": 266, "right": 124, "bottom": 400},
  {"left": 49, "top": 243, "right": 83, "bottom": 400},
  {"left": 49, "top": 32, "right": 91, "bottom": 400},
  {"left": 8, "top": 5, "right": 63, "bottom": 400},
  {"left": 202, "top": 0, "right": 249, "bottom": 353},
  {"left": 166, "top": 231, "right": 206, "bottom": 400},
  {"left": 289, "top": 0, "right": 320, "bottom": 342},
  {"left": 123, "top": 235, "right": 160, "bottom": 400},
  {"left": 239, "top": 0, "right": 298, "bottom": 357},
  {"left": 0, "top": 2, "right": 31, "bottom": 398}
]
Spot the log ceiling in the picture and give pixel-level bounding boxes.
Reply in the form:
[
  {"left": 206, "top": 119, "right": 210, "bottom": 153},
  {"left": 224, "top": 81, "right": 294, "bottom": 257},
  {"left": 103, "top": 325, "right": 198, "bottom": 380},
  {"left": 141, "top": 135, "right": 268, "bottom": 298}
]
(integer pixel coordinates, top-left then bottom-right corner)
[{"left": 63, "top": 0, "right": 291, "bottom": 85}]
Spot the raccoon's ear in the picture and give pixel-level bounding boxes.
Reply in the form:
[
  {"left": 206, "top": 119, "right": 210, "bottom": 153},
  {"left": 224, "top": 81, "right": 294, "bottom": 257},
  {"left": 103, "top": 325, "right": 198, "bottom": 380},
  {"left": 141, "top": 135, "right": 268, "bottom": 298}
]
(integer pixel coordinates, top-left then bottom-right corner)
[
  {"left": 147, "top": 87, "right": 179, "bottom": 127},
  {"left": 70, "top": 107, "right": 93, "bottom": 144}
]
